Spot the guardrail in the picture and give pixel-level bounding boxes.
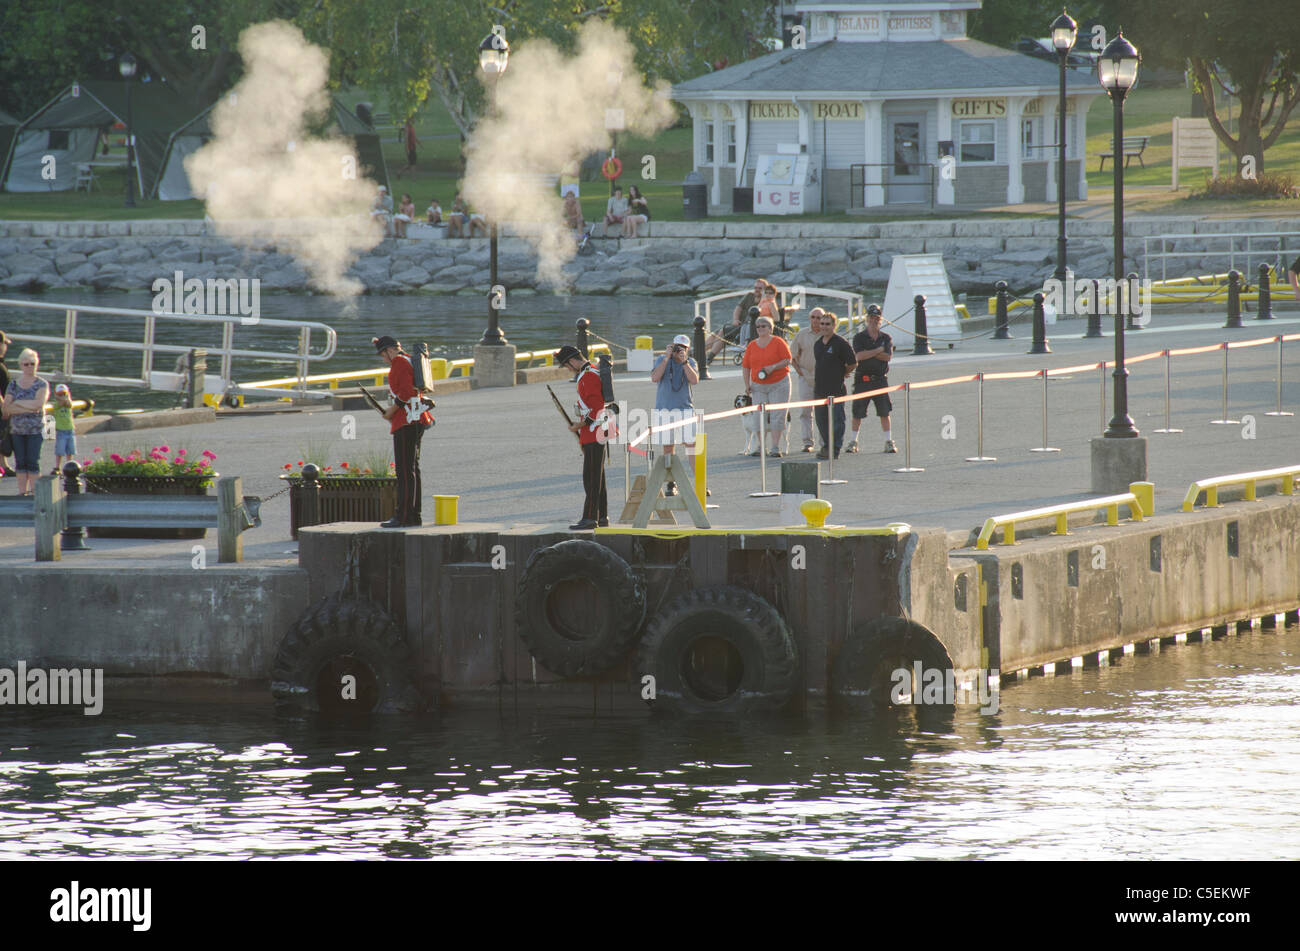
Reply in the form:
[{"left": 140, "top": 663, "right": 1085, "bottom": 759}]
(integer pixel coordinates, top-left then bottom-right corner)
[
  {"left": 1143, "top": 231, "right": 1300, "bottom": 286},
  {"left": 975, "top": 485, "right": 1149, "bottom": 550},
  {"left": 0, "top": 298, "right": 337, "bottom": 399},
  {"left": 0, "top": 474, "right": 257, "bottom": 562},
  {"left": 1181, "top": 465, "right": 1300, "bottom": 512}
]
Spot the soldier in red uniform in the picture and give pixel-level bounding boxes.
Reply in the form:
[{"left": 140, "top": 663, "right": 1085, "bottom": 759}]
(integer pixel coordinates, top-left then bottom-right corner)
[
  {"left": 373, "top": 335, "right": 433, "bottom": 527},
  {"left": 555, "top": 345, "right": 610, "bottom": 530}
]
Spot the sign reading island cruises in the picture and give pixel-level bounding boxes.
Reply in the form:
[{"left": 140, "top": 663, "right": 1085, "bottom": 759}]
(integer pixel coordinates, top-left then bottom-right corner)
[{"left": 671, "top": 0, "right": 1102, "bottom": 212}]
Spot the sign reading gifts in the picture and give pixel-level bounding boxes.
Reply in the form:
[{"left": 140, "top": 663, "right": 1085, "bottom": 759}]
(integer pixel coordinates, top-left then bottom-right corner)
[{"left": 952, "top": 98, "right": 1007, "bottom": 117}]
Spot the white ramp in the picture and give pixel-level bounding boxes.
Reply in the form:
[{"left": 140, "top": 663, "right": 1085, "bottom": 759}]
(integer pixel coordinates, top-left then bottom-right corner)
[{"left": 882, "top": 254, "right": 959, "bottom": 349}]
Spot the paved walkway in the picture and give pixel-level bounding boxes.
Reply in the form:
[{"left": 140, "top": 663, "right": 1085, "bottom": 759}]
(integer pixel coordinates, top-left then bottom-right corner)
[{"left": 2, "top": 309, "right": 1298, "bottom": 566}]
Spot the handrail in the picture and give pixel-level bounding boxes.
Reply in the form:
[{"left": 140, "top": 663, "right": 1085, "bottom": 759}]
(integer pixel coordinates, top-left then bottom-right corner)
[
  {"left": 1181, "top": 465, "right": 1300, "bottom": 512},
  {"left": 0, "top": 297, "right": 337, "bottom": 398},
  {"left": 1143, "top": 231, "right": 1300, "bottom": 286},
  {"left": 976, "top": 487, "right": 1147, "bottom": 550},
  {"left": 694, "top": 286, "right": 865, "bottom": 334}
]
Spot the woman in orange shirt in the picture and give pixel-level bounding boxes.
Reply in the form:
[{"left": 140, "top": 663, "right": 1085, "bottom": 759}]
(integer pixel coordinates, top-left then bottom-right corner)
[{"left": 742, "top": 315, "right": 793, "bottom": 456}]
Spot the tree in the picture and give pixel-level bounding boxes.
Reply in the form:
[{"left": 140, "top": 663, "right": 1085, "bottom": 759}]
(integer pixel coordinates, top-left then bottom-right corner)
[{"left": 1114, "top": 0, "right": 1300, "bottom": 173}]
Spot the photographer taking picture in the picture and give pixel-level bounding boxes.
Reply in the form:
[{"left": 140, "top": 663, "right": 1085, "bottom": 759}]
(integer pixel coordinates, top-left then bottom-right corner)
[{"left": 649, "top": 334, "right": 699, "bottom": 497}]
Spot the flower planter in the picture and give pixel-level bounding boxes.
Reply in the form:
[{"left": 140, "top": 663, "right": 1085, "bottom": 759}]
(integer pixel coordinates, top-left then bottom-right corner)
[
  {"left": 83, "top": 474, "right": 216, "bottom": 540},
  {"left": 285, "top": 476, "right": 398, "bottom": 539}
]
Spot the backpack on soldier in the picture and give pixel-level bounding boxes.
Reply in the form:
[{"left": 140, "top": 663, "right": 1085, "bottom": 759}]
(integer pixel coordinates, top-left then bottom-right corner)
[{"left": 409, "top": 342, "right": 435, "bottom": 394}]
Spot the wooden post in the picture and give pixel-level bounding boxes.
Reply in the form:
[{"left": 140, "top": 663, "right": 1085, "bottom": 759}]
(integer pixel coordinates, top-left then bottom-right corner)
[
  {"left": 188, "top": 348, "right": 208, "bottom": 409},
  {"left": 218, "top": 476, "right": 242, "bottom": 563},
  {"left": 34, "top": 475, "right": 66, "bottom": 562}
]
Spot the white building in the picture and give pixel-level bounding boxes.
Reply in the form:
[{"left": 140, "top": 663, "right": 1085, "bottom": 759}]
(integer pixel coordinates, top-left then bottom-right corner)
[{"left": 672, "top": 0, "right": 1103, "bottom": 213}]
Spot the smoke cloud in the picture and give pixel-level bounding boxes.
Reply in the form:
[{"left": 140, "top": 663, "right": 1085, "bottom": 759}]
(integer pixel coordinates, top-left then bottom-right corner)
[
  {"left": 186, "top": 20, "right": 381, "bottom": 295},
  {"left": 463, "top": 20, "right": 676, "bottom": 286}
]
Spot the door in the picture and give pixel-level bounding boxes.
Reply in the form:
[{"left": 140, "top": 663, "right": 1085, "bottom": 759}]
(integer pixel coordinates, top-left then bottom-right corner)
[{"left": 887, "top": 116, "right": 927, "bottom": 204}]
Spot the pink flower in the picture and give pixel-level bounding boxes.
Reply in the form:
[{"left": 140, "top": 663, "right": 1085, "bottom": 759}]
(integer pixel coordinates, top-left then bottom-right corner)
[
  {"left": 158, "top": 445, "right": 170, "bottom": 452},
  {"left": 341, "top": 462, "right": 349, "bottom": 468},
  {"left": 283, "top": 463, "right": 291, "bottom": 470},
  {"left": 93, "top": 447, "right": 102, "bottom": 453},
  {"left": 176, "top": 449, "right": 185, "bottom": 455},
  {"left": 202, "top": 450, "right": 216, "bottom": 460}
]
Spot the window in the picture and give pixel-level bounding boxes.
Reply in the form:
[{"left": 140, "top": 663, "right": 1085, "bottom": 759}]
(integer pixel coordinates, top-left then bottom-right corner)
[
  {"left": 726, "top": 122, "right": 737, "bottom": 164},
  {"left": 703, "top": 121, "right": 714, "bottom": 164},
  {"left": 959, "top": 121, "right": 995, "bottom": 163},
  {"left": 1021, "top": 119, "right": 1035, "bottom": 159},
  {"left": 48, "top": 129, "right": 71, "bottom": 150}
]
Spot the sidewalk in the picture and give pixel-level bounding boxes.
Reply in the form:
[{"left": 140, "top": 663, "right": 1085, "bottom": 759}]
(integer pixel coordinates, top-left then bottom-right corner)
[{"left": 1, "top": 311, "right": 1297, "bottom": 565}]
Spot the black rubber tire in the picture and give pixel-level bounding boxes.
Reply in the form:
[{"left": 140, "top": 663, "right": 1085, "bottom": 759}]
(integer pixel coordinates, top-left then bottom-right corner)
[
  {"left": 271, "top": 595, "right": 423, "bottom": 715},
  {"left": 514, "top": 540, "right": 646, "bottom": 677},
  {"left": 636, "top": 585, "right": 797, "bottom": 716},
  {"left": 830, "top": 616, "right": 954, "bottom": 722}
]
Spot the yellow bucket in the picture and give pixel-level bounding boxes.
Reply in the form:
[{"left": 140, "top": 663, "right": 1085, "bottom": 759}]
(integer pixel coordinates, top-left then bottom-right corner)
[
  {"left": 635, "top": 335, "right": 653, "bottom": 350},
  {"left": 433, "top": 495, "right": 459, "bottom": 525}
]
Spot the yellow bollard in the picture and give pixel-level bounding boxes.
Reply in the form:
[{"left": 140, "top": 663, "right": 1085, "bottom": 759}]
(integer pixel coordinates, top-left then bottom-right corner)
[
  {"left": 429, "top": 358, "right": 449, "bottom": 380},
  {"left": 635, "top": 336, "right": 653, "bottom": 350},
  {"left": 693, "top": 432, "right": 707, "bottom": 511},
  {"left": 800, "top": 498, "right": 831, "bottom": 529},
  {"left": 1130, "top": 481, "right": 1154, "bottom": 518},
  {"left": 433, "top": 495, "right": 459, "bottom": 525}
]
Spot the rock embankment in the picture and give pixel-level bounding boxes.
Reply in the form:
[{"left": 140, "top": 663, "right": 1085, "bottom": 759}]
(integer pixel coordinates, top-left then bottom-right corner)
[{"left": 1, "top": 217, "right": 1294, "bottom": 297}]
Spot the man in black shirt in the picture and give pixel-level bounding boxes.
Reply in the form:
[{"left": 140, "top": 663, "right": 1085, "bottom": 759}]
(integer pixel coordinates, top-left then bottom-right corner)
[
  {"left": 811, "top": 311, "right": 856, "bottom": 459},
  {"left": 846, "top": 304, "right": 896, "bottom": 453},
  {"left": 1288, "top": 255, "right": 1300, "bottom": 301}
]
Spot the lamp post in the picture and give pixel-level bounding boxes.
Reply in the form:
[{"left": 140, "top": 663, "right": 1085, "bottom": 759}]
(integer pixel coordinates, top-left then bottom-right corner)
[
  {"left": 478, "top": 30, "right": 509, "bottom": 346},
  {"left": 1050, "top": 11, "right": 1076, "bottom": 288},
  {"left": 119, "top": 52, "right": 138, "bottom": 208},
  {"left": 1099, "top": 31, "right": 1140, "bottom": 439}
]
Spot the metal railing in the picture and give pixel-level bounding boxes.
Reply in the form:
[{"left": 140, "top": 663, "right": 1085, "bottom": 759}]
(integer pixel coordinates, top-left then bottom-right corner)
[
  {"left": 694, "top": 287, "right": 866, "bottom": 335},
  {"left": 1181, "top": 465, "right": 1300, "bottom": 512},
  {"left": 975, "top": 486, "right": 1148, "bottom": 550},
  {"left": 849, "top": 163, "right": 937, "bottom": 210},
  {"left": 0, "top": 298, "right": 336, "bottom": 399},
  {"left": 1143, "top": 231, "right": 1300, "bottom": 287}
]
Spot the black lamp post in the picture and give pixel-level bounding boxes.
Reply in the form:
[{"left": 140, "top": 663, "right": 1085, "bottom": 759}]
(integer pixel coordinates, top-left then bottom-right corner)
[
  {"left": 1050, "top": 11, "right": 1076, "bottom": 287},
  {"left": 478, "top": 30, "right": 509, "bottom": 346},
  {"left": 119, "top": 52, "right": 138, "bottom": 208},
  {"left": 1099, "top": 30, "right": 1140, "bottom": 438}
]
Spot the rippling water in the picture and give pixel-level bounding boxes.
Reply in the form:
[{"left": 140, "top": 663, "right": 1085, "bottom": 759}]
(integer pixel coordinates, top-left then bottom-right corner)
[{"left": 2, "top": 623, "right": 1297, "bottom": 860}]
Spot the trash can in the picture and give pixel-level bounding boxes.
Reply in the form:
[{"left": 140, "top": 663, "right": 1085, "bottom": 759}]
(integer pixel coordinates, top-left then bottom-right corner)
[
  {"left": 732, "top": 187, "right": 754, "bottom": 214},
  {"left": 682, "top": 171, "right": 708, "bottom": 220}
]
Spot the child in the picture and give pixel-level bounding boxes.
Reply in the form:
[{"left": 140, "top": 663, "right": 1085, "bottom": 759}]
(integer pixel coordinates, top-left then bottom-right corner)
[{"left": 53, "top": 383, "right": 76, "bottom": 474}]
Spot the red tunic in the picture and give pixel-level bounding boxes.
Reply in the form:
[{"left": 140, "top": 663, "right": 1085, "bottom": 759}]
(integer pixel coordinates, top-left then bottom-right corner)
[
  {"left": 387, "top": 353, "right": 433, "bottom": 435},
  {"left": 574, "top": 365, "right": 606, "bottom": 446}
]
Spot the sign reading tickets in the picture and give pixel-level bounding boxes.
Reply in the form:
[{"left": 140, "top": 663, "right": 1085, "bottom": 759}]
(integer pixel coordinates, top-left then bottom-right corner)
[
  {"left": 750, "top": 101, "right": 798, "bottom": 120},
  {"left": 952, "top": 98, "right": 1006, "bottom": 117}
]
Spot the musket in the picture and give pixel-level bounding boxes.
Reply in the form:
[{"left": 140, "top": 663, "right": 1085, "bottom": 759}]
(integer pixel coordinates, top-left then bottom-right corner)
[
  {"left": 356, "top": 384, "right": 389, "bottom": 417},
  {"left": 547, "top": 385, "right": 582, "bottom": 449}
]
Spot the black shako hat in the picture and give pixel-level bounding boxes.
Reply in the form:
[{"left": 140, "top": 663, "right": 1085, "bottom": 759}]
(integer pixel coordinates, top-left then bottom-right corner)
[
  {"left": 372, "top": 335, "right": 399, "bottom": 354},
  {"left": 554, "top": 345, "right": 583, "bottom": 365}
]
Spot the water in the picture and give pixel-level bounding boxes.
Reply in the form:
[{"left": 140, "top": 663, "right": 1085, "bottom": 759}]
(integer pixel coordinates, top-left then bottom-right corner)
[
  {"left": 2, "top": 622, "right": 1297, "bottom": 859},
  {"left": 0, "top": 290, "right": 710, "bottom": 411}
]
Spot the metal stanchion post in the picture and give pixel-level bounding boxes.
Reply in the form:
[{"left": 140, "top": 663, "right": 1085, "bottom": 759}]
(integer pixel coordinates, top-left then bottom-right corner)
[
  {"left": 1153, "top": 349, "right": 1182, "bottom": 433},
  {"left": 576, "top": 318, "right": 590, "bottom": 358},
  {"left": 1265, "top": 335, "right": 1293, "bottom": 417},
  {"left": 965, "top": 373, "right": 996, "bottom": 461},
  {"left": 1225, "top": 270, "right": 1243, "bottom": 329},
  {"left": 894, "top": 383, "right": 924, "bottom": 473},
  {"left": 994, "top": 281, "right": 1011, "bottom": 340},
  {"left": 1084, "top": 278, "right": 1103, "bottom": 338},
  {"left": 1099, "top": 361, "right": 1106, "bottom": 433},
  {"left": 912, "top": 294, "right": 933, "bottom": 356},
  {"left": 1209, "top": 342, "right": 1239, "bottom": 424},
  {"left": 693, "top": 315, "right": 710, "bottom": 381},
  {"left": 624, "top": 444, "right": 631, "bottom": 502},
  {"left": 821, "top": 397, "right": 846, "bottom": 485},
  {"left": 751, "top": 404, "right": 777, "bottom": 497},
  {"left": 1030, "top": 369, "right": 1060, "bottom": 452},
  {"left": 1257, "top": 263, "right": 1274, "bottom": 320},
  {"left": 1029, "top": 292, "right": 1051, "bottom": 354}
]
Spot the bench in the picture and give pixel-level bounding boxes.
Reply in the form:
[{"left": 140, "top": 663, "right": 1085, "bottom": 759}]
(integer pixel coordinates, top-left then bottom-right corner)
[
  {"left": 0, "top": 475, "right": 259, "bottom": 562},
  {"left": 1098, "top": 136, "right": 1149, "bottom": 170}
]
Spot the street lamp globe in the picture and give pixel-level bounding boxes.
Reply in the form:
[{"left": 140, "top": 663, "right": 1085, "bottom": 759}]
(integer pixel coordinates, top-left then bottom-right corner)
[
  {"left": 1098, "top": 32, "right": 1140, "bottom": 98},
  {"left": 119, "top": 52, "right": 138, "bottom": 78},
  {"left": 1051, "top": 11, "right": 1077, "bottom": 53},
  {"left": 479, "top": 31, "right": 509, "bottom": 77}
]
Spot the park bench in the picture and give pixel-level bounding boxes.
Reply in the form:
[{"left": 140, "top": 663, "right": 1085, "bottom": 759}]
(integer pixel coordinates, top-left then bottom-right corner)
[
  {"left": 0, "top": 475, "right": 260, "bottom": 562},
  {"left": 1098, "top": 136, "right": 1149, "bottom": 170}
]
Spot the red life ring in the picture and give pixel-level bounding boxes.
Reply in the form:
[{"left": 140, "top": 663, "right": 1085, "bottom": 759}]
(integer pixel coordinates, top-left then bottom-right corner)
[{"left": 601, "top": 156, "right": 623, "bottom": 180}]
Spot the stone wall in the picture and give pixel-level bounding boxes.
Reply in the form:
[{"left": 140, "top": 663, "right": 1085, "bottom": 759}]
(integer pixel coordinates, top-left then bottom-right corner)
[{"left": 1, "top": 216, "right": 1295, "bottom": 299}]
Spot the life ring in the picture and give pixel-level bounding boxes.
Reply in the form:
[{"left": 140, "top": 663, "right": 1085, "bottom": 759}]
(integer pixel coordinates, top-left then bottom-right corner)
[
  {"left": 271, "top": 595, "right": 423, "bottom": 715},
  {"left": 830, "top": 616, "right": 954, "bottom": 723},
  {"left": 601, "top": 156, "right": 622, "bottom": 180},
  {"left": 636, "top": 585, "right": 797, "bottom": 715},
  {"left": 514, "top": 540, "right": 646, "bottom": 676}
]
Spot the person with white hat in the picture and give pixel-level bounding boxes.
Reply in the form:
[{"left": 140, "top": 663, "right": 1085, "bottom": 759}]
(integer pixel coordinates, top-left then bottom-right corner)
[
  {"left": 648, "top": 333, "right": 699, "bottom": 496},
  {"left": 51, "top": 383, "right": 77, "bottom": 474}
]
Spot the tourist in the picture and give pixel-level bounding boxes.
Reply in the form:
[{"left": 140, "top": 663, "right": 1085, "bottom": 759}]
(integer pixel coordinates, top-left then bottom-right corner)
[
  {"left": 555, "top": 344, "right": 610, "bottom": 530},
  {"left": 846, "top": 305, "right": 896, "bottom": 453},
  {"left": 563, "top": 192, "right": 584, "bottom": 238},
  {"left": 370, "top": 185, "right": 393, "bottom": 235},
  {"left": 603, "top": 186, "right": 628, "bottom": 236},
  {"left": 0, "top": 331, "right": 12, "bottom": 476},
  {"left": 811, "top": 312, "right": 856, "bottom": 459},
  {"left": 622, "top": 185, "right": 650, "bottom": 237},
  {"left": 51, "top": 383, "right": 77, "bottom": 473},
  {"left": 789, "top": 307, "right": 824, "bottom": 453},
  {"left": 372, "top": 335, "right": 433, "bottom": 527},
  {"left": 649, "top": 333, "right": 699, "bottom": 496},
  {"left": 393, "top": 193, "right": 415, "bottom": 238},
  {"left": 447, "top": 193, "right": 469, "bottom": 237},
  {"left": 2, "top": 348, "right": 50, "bottom": 496},
  {"left": 426, "top": 197, "right": 442, "bottom": 225},
  {"left": 742, "top": 315, "right": 793, "bottom": 457},
  {"left": 1289, "top": 255, "right": 1300, "bottom": 301},
  {"left": 705, "top": 278, "right": 766, "bottom": 363},
  {"left": 401, "top": 119, "right": 418, "bottom": 175}
]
